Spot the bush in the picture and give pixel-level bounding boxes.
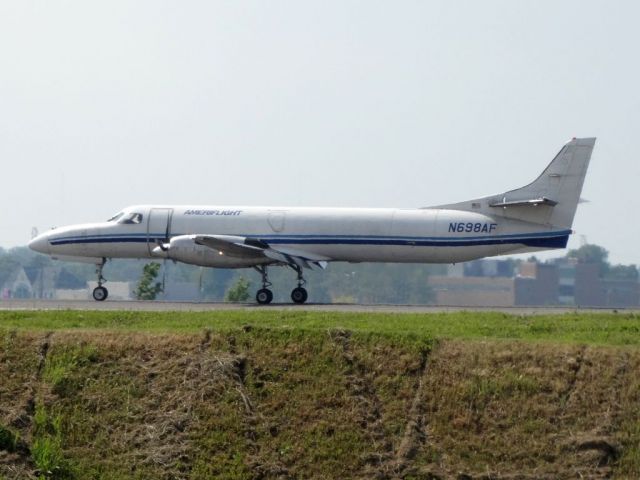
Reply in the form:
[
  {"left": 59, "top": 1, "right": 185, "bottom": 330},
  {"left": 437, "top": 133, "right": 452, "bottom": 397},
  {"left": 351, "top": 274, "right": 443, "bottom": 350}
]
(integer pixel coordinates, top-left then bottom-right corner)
[
  {"left": 225, "top": 277, "right": 251, "bottom": 302},
  {"left": 134, "top": 262, "right": 163, "bottom": 300}
]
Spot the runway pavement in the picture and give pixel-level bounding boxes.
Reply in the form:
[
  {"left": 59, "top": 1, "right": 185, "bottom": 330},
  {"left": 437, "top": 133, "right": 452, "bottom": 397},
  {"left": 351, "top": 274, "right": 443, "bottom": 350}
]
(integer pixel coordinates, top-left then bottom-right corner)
[{"left": 0, "top": 299, "right": 634, "bottom": 314}]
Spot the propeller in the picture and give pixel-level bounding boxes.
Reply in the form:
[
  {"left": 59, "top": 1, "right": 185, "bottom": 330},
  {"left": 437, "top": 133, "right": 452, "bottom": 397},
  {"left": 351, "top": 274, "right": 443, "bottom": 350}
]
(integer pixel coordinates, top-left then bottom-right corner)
[{"left": 161, "top": 258, "right": 167, "bottom": 300}]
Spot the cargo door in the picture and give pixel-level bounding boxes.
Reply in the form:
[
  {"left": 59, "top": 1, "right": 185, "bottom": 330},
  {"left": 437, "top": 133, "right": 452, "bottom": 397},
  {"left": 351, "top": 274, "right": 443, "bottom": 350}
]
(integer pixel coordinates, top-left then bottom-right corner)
[{"left": 147, "top": 208, "right": 173, "bottom": 255}]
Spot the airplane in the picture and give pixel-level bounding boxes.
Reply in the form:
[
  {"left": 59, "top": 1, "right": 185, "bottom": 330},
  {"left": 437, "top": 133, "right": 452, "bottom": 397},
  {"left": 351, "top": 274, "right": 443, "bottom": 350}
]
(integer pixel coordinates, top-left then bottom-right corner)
[{"left": 29, "top": 137, "right": 595, "bottom": 304}]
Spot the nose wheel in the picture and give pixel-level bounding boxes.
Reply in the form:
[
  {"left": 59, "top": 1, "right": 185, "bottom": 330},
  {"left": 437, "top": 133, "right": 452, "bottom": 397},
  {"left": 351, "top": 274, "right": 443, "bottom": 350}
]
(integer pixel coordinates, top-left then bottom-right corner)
[
  {"left": 92, "top": 286, "right": 108, "bottom": 301},
  {"left": 92, "top": 259, "right": 108, "bottom": 301}
]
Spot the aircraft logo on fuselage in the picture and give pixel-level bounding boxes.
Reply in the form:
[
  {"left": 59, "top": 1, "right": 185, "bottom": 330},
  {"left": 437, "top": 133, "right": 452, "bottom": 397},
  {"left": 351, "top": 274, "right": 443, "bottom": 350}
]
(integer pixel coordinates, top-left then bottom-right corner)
[{"left": 184, "top": 209, "right": 242, "bottom": 216}]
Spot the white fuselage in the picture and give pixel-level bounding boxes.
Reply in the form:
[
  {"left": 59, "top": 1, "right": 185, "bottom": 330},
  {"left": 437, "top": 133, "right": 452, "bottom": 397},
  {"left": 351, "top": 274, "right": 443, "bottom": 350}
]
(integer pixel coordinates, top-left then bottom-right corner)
[
  {"left": 30, "top": 205, "right": 570, "bottom": 267},
  {"left": 26, "top": 137, "right": 593, "bottom": 304},
  {"left": 25, "top": 137, "right": 594, "bottom": 304}
]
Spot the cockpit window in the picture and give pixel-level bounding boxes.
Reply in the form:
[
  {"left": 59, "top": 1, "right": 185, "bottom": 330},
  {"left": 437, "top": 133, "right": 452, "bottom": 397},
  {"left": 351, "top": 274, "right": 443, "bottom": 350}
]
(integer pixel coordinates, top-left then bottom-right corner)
[
  {"left": 107, "top": 212, "right": 124, "bottom": 222},
  {"left": 118, "top": 213, "right": 144, "bottom": 224}
]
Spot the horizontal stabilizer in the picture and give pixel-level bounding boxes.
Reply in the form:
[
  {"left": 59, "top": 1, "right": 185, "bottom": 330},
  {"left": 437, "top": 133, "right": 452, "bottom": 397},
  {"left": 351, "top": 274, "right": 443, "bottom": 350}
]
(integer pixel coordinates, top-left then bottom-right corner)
[{"left": 489, "top": 197, "right": 558, "bottom": 208}]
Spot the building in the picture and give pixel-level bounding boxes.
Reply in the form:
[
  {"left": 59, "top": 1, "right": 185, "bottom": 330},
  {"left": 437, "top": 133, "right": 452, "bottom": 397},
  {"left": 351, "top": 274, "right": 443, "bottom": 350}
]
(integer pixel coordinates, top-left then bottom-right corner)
[
  {"left": 0, "top": 267, "right": 34, "bottom": 299},
  {"left": 427, "top": 275, "right": 514, "bottom": 307},
  {"left": 573, "top": 263, "right": 606, "bottom": 306},
  {"left": 602, "top": 279, "right": 640, "bottom": 307},
  {"left": 24, "top": 266, "right": 57, "bottom": 299},
  {"left": 430, "top": 258, "right": 639, "bottom": 308},
  {"left": 514, "top": 262, "right": 559, "bottom": 306}
]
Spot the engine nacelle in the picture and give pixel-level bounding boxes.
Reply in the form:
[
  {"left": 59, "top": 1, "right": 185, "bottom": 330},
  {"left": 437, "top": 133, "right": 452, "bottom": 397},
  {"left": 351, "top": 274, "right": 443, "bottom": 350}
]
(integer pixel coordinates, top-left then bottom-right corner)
[{"left": 152, "top": 235, "right": 264, "bottom": 268}]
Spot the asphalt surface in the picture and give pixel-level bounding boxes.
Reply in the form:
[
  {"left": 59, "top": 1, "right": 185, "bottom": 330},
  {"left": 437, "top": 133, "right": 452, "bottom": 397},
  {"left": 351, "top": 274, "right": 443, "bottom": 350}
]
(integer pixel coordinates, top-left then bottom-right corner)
[{"left": 0, "top": 299, "right": 634, "bottom": 314}]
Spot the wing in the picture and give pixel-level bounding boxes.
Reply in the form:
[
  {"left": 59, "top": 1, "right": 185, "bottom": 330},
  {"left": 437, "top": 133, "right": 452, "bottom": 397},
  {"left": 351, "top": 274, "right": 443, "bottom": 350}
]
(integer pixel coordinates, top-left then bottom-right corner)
[{"left": 194, "top": 235, "right": 329, "bottom": 270}]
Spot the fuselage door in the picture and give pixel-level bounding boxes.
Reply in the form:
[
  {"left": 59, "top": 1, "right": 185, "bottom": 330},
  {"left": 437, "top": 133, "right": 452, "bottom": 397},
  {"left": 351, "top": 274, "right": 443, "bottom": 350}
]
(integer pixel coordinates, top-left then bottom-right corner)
[{"left": 147, "top": 208, "right": 173, "bottom": 255}]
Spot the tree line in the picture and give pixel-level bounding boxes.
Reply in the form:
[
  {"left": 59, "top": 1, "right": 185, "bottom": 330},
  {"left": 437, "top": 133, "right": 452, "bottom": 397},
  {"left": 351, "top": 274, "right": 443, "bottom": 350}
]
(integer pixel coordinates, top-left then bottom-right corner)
[{"left": 0, "top": 243, "right": 636, "bottom": 303}]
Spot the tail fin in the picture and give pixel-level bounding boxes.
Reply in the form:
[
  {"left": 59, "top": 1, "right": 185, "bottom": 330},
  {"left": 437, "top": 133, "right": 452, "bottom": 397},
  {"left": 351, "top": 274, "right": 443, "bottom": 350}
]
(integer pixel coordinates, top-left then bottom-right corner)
[{"left": 433, "top": 137, "right": 596, "bottom": 229}]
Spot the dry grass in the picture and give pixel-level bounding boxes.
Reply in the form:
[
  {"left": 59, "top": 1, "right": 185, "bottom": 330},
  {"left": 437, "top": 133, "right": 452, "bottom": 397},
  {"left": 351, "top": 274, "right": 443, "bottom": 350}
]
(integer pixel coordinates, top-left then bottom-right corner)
[
  {"left": 417, "top": 340, "right": 640, "bottom": 479},
  {"left": 1, "top": 325, "right": 639, "bottom": 479}
]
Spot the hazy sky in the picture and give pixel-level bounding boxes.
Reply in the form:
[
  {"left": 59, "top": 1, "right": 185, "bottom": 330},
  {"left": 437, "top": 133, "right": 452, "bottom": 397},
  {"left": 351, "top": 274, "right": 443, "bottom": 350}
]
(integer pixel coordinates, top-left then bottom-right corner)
[{"left": 1, "top": 1, "right": 639, "bottom": 265}]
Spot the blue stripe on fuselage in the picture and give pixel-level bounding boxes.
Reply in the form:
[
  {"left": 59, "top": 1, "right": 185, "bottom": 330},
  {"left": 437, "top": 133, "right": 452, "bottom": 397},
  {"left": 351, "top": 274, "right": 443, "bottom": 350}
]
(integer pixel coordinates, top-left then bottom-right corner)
[{"left": 48, "top": 231, "right": 571, "bottom": 249}]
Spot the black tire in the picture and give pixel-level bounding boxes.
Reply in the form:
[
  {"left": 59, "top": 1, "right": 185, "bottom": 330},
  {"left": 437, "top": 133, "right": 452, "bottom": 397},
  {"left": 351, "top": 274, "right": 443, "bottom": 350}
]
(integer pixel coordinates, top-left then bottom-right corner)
[
  {"left": 256, "top": 288, "right": 273, "bottom": 305},
  {"left": 92, "top": 286, "right": 108, "bottom": 301},
  {"left": 291, "top": 287, "right": 308, "bottom": 304}
]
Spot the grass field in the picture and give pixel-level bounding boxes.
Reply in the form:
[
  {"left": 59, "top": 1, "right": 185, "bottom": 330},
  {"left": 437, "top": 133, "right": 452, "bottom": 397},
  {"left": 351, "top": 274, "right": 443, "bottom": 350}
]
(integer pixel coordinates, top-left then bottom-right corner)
[
  {"left": 1, "top": 310, "right": 639, "bottom": 479},
  {"left": 1, "top": 309, "right": 639, "bottom": 345}
]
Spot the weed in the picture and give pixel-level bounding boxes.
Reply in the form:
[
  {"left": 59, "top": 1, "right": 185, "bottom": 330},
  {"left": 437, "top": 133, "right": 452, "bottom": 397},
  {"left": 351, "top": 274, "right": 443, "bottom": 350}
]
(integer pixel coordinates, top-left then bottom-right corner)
[
  {"left": 31, "top": 403, "right": 73, "bottom": 479},
  {"left": 43, "top": 344, "right": 98, "bottom": 397},
  {"left": 32, "top": 436, "right": 69, "bottom": 479},
  {"left": 464, "top": 370, "right": 539, "bottom": 412},
  {"left": 615, "top": 417, "right": 640, "bottom": 477}
]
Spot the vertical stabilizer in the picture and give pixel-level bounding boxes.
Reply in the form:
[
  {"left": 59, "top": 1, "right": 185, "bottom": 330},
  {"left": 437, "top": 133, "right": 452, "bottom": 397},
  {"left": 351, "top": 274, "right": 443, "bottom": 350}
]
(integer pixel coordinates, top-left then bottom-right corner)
[{"left": 432, "top": 137, "right": 596, "bottom": 229}]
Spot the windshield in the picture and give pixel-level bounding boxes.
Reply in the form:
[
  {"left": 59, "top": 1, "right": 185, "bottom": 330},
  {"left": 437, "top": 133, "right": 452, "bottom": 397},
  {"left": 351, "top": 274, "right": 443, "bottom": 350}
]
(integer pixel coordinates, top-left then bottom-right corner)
[
  {"left": 118, "top": 213, "right": 144, "bottom": 225},
  {"left": 107, "top": 212, "right": 124, "bottom": 222}
]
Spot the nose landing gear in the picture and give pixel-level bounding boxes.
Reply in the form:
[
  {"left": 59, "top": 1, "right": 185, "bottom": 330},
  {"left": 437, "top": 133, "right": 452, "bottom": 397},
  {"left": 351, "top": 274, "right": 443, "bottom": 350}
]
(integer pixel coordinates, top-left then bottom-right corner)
[{"left": 92, "top": 259, "right": 108, "bottom": 301}]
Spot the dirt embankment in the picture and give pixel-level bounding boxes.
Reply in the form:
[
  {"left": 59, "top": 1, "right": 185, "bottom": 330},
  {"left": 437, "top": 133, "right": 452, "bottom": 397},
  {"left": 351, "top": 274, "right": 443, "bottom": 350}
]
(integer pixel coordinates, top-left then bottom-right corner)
[{"left": 1, "top": 328, "right": 639, "bottom": 479}]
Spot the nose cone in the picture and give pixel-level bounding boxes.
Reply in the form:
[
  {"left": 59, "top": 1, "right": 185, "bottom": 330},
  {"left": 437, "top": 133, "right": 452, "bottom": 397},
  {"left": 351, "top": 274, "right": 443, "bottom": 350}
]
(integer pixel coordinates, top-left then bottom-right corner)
[{"left": 28, "top": 234, "right": 51, "bottom": 254}]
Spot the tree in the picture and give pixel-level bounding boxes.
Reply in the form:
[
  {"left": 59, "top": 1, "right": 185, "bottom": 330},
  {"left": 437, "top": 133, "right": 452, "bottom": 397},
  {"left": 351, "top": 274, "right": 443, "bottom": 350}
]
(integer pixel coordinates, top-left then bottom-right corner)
[
  {"left": 607, "top": 264, "right": 639, "bottom": 281},
  {"left": 224, "top": 277, "right": 251, "bottom": 302},
  {"left": 567, "top": 244, "right": 610, "bottom": 277},
  {"left": 134, "top": 262, "right": 163, "bottom": 300},
  {"left": 568, "top": 244, "right": 609, "bottom": 265}
]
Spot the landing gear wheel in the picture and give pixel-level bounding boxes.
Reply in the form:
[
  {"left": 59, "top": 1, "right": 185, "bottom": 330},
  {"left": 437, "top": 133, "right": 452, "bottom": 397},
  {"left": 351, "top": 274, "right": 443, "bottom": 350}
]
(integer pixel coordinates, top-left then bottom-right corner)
[
  {"left": 92, "top": 286, "right": 108, "bottom": 301},
  {"left": 256, "top": 288, "right": 273, "bottom": 305},
  {"left": 291, "top": 287, "right": 308, "bottom": 304},
  {"left": 92, "top": 259, "right": 108, "bottom": 302}
]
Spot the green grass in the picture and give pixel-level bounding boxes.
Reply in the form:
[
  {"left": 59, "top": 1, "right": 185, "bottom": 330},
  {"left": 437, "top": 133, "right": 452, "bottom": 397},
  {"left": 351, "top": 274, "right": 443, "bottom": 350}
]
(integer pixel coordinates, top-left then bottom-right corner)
[
  {"left": 32, "top": 403, "right": 73, "bottom": 479},
  {"left": 1, "top": 310, "right": 639, "bottom": 346}
]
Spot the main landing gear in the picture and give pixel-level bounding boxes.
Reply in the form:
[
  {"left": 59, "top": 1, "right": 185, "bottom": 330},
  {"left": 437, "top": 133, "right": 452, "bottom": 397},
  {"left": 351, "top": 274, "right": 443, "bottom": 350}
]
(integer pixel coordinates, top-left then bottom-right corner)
[
  {"left": 290, "top": 265, "right": 308, "bottom": 304},
  {"left": 254, "top": 265, "right": 274, "bottom": 305},
  {"left": 253, "top": 265, "right": 309, "bottom": 305},
  {"left": 92, "top": 259, "right": 108, "bottom": 301}
]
